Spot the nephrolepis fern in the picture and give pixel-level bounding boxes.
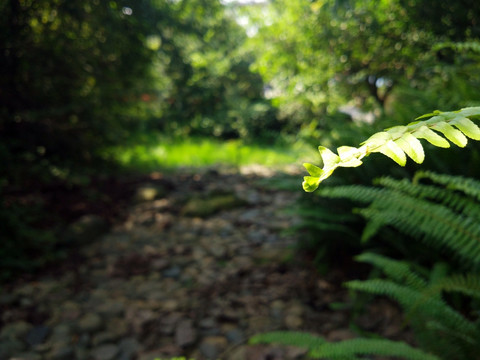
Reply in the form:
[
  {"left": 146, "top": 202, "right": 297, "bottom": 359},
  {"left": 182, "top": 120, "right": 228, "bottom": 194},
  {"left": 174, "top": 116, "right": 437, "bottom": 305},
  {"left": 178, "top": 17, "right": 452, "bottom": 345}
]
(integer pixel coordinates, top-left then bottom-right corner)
[
  {"left": 318, "top": 173, "right": 480, "bottom": 267},
  {"left": 303, "top": 107, "right": 480, "bottom": 192},
  {"left": 250, "top": 331, "right": 440, "bottom": 360},
  {"left": 347, "top": 253, "right": 480, "bottom": 360}
]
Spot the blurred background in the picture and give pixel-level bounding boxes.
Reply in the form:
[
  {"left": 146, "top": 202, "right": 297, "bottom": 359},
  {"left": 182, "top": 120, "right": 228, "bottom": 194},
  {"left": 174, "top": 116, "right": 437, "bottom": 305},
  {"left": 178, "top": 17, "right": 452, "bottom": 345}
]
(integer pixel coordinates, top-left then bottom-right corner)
[{"left": 1, "top": 0, "right": 480, "bottom": 359}]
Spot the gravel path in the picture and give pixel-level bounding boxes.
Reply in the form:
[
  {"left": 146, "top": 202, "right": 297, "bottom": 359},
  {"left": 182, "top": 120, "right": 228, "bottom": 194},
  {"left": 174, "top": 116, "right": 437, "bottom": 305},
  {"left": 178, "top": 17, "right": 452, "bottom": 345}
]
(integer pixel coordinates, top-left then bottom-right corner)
[{"left": 0, "top": 168, "right": 407, "bottom": 360}]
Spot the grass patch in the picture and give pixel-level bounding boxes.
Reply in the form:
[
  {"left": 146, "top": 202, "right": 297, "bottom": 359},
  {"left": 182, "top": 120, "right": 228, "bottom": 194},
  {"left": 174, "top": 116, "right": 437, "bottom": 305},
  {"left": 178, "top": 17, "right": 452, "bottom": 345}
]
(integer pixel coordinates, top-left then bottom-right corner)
[{"left": 108, "top": 135, "right": 315, "bottom": 171}]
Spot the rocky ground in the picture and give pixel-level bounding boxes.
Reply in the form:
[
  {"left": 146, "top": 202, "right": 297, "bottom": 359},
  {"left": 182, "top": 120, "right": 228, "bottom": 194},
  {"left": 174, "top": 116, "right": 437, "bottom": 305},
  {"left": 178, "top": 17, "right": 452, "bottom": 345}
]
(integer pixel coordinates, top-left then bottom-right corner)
[{"left": 0, "top": 167, "right": 410, "bottom": 360}]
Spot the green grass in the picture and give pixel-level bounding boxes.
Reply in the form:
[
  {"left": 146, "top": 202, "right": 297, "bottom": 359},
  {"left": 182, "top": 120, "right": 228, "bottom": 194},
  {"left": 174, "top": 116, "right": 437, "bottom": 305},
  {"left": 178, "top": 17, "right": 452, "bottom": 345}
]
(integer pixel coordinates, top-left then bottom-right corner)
[{"left": 109, "top": 136, "right": 315, "bottom": 171}]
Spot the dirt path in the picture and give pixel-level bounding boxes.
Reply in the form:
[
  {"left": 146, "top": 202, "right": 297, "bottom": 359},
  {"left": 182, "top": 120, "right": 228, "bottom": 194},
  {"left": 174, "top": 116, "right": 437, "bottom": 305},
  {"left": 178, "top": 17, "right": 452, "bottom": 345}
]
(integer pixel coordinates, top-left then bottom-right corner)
[{"left": 0, "top": 167, "right": 407, "bottom": 360}]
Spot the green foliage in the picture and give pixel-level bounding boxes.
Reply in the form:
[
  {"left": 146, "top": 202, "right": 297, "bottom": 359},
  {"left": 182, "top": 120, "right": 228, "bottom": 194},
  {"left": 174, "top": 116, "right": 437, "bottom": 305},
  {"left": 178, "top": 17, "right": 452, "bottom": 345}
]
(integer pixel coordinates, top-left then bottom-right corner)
[
  {"left": 303, "top": 107, "right": 480, "bottom": 192},
  {"left": 318, "top": 172, "right": 480, "bottom": 268},
  {"left": 250, "top": 331, "right": 439, "bottom": 360},
  {"left": 0, "top": 197, "right": 62, "bottom": 281},
  {"left": 110, "top": 135, "right": 314, "bottom": 171},
  {"left": 250, "top": 331, "right": 326, "bottom": 349},
  {"left": 347, "top": 253, "right": 480, "bottom": 359}
]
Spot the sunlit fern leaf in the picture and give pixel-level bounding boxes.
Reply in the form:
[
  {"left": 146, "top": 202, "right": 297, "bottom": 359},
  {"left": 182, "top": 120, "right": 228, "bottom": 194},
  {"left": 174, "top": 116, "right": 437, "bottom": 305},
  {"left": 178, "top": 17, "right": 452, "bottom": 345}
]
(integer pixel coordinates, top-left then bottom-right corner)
[
  {"left": 309, "top": 338, "right": 440, "bottom": 360},
  {"left": 302, "top": 107, "right": 480, "bottom": 192}
]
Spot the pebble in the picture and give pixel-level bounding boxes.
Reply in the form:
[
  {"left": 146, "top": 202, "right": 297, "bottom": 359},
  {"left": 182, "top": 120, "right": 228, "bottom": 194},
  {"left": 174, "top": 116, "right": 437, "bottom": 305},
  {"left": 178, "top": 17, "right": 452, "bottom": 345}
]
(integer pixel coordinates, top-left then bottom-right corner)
[
  {"left": 25, "top": 325, "right": 50, "bottom": 346},
  {"left": 0, "top": 339, "right": 26, "bottom": 359},
  {"left": 0, "top": 321, "right": 33, "bottom": 341},
  {"left": 175, "top": 319, "right": 196, "bottom": 347},
  {"left": 225, "top": 327, "right": 245, "bottom": 345},
  {"left": 78, "top": 313, "right": 103, "bottom": 333},
  {"left": 199, "top": 336, "right": 228, "bottom": 359},
  {"left": 91, "top": 344, "right": 119, "bottom": 360},
  {"left": 118, "top": 337, "right": 140, "bottom": 360},
  {"left": 49, "top": 344, "right": 75, "bottom": 360},
  {"left": 9, "top": 352, "right": 42, "bottom": 360}
]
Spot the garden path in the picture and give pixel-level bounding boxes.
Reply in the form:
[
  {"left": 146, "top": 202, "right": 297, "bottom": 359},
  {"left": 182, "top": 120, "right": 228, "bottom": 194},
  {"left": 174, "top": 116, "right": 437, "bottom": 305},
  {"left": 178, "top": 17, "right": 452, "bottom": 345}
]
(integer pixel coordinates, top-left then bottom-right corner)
[{"left": 0, "top": 167, "right": 407, "bottom": 360}]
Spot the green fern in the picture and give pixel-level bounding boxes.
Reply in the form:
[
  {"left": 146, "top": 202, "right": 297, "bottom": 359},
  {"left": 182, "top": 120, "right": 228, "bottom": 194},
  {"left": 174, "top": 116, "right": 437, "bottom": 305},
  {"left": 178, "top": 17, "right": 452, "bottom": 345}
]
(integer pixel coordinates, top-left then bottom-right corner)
[
  {"left": 414, "top": 170, "right": 480, "bottom": 201},
  {"left": 318, "top": 174, "right": 480, "bottom": 267},
  {"left": 309, "top": 338, "right": 440, "bottom": 360},
  {"left": 250, "top": 331, "right": 440, "bottom": 360},
  {"left": 354, "top": 253, "right": 426, "bottom": 290},
  {"left": 303, "top": 107, "right": 480, "bottom": 192},
  {"left": 348, "top": 254, "right": 480, "bottom": 359}
]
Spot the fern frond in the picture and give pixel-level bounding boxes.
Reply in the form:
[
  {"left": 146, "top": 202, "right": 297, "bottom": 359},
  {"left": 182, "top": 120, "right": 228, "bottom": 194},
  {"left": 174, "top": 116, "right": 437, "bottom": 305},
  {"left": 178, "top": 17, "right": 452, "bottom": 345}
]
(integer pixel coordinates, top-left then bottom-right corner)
[
  {"left": 347, "top": 279, "right": 478, "bottom": 338},
  {"left": 414, "top": 170, "right": 480, "bottom": 201},
  {"left": 249, "top": 331, "right": 326, "bottom": 349},
  {"left": 303, "top": 107, "right": 480, "bottom": 192},
  {"left": 355, "top": 252, "right": 426, "bottom": 289},
  {"left": 317, "top": 185, "right": 386, "bottom": 204},
  {"left": 309, "top": 338, "right": 440, "bottom": 360},
  {"left": 425, "top": 273, "right": 480, "bottom": 300},
  {"left": 356, "top": 199, "right": 480, "bottom": 264},
  {"left": 376, "top": 176, "right": 480, "bottom": 221},
  {"left": 319, "top": 180, "right": 480, "bottom": 264}
]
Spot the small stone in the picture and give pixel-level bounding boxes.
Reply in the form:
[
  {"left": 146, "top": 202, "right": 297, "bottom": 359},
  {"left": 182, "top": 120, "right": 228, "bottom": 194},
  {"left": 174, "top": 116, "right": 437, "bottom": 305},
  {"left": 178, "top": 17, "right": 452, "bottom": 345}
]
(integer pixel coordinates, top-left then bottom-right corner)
[
  {"left": 182, "top": 194, "right": 246, "bottom": 218},
  {"left": 75, "top": 347, "right": 90, "bottom": 360},
  {"left": 134, "top": 184, "right": 166, "bottom": 202},
  {"left": 118, "top": 337, "right": 140, "bottom": 360},
  {"left": 285, "top": 315, "right": 303, "bottom": 329},
  {"left": 159, "top": 312, "right": 182, "bottom": 335},
  {"left": 25, "top": 325, "right": 50, "bottom": 346},
  {"left": 91, "top": 344, "right": 119, "bottom": 360},
  {"left": 286, "top": 303, "right": 304, "bottom": 317},
  {"left": 0, "top": 339, "right": 26, "bottom": 359},
  {"left": 150, "top": 258, "right": 169, "bottom": 271},
  {"left": 162, "top": 299, "right": 179, "bottom": 312},
  {"left": 106, "top": 318, "right": 128, "bottom": 338},
  {"left": 98, "top": 301, "right": 125, "bottom": 317},
  {"left": 0, "top": 321, "right": 33, "bottom": 341},
  {"left": 247, "top": 316, "right": 273, "bottom": 333},
  {"left": 199, "top": 318, "right": 217, "bottom": 329},
  {"left": 162, "top": 266, "right": 181, "bottom": 279},
  {"left": 138, "top": 350, "right": 168, "bottom": 360},
  {"left": 225, "top": 328, "right": 245, "bottom": 345},
  {"left": 227, "top": 345, "right": 247, "bottom": 360},
  {"left": 285, "top": 346, "right": 309, "bottom": 359},
  {"left": 232, "top": 256, "right": 253, "bottom": 269},
  {"left": 49, "top": 344, "right": 74, "bottom": 360},
  {"left": 175, "top": 319, "right": 196, "bottom": 347},
  {"left": 92, "top": 332, "right": 118, "bottom": 346},
  {"left": 60, "top": 301, "right": 82, "bottom": 321},
  {"left": 9, "top": 352, "right": 41, "bottom": 360},
  {"left": 78, "top": 313, "right": 103, "bottom": 333},
  {"left": 270, "top": 300, "right": 285, "bottom": 320},
  {"left": 199, "top": 336, "right": 228, "bottom": 359}
]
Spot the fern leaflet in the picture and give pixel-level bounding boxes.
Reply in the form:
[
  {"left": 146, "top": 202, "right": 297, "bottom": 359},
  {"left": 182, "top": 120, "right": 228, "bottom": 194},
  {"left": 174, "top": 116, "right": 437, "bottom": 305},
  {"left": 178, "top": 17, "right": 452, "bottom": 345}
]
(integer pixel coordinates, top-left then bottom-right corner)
[{"left": 303, "top": 107, "right": 480, "bottom": 192}]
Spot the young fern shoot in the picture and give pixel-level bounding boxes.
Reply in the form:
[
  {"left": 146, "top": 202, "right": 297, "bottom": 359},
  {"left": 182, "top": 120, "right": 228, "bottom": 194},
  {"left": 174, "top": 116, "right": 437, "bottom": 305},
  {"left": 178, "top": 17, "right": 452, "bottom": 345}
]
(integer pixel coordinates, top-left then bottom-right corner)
[{"left": 303, "top": 107, "right": 480, "bottom": 192}]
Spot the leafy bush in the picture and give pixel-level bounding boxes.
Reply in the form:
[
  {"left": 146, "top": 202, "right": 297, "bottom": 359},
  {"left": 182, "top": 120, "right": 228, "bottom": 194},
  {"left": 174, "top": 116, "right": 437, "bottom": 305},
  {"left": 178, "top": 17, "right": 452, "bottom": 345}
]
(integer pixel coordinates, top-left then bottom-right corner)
[{"left": 0, "top": 196, "right": 61, "bottom": 281}]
